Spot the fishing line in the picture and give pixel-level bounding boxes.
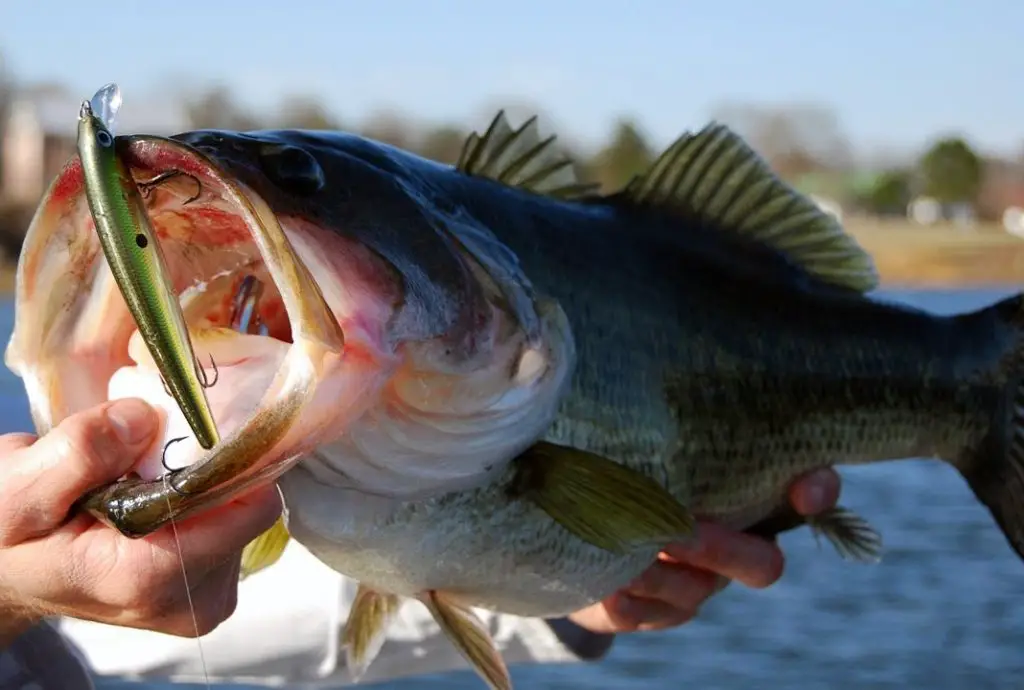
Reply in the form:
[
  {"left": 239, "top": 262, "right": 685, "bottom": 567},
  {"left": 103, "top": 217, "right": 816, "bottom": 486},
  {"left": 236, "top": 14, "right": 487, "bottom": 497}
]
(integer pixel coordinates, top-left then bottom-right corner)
[
  {"left": 155, "top": 271, "right": 263, "bottom": 683},
  {"left": 163, "top": 487, "right": 212, "bottom": 689}
]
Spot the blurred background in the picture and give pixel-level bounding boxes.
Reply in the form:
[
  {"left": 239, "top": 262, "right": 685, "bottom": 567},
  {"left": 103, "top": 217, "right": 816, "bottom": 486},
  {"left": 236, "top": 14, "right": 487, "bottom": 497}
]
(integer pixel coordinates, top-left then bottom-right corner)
[{"left": 0, "top": 1, "right": 1022, "bottom": 688}]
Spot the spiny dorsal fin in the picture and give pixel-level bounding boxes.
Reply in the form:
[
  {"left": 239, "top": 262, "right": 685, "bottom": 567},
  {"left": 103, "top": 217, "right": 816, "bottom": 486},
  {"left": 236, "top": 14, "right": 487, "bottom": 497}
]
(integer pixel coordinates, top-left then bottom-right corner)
[
  {"left": 623, "top": 123, "right": 879, "bottom": 293},
  {"left": 457, "top": 111, "right": 599, "bottom": 200}
]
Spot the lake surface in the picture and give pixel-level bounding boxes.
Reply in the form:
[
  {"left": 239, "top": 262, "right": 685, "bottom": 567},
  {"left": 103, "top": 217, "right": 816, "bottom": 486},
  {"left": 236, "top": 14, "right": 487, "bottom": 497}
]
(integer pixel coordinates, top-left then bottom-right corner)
[{"left": 2, "top": 288, "right": 1022, "bottom": 689}]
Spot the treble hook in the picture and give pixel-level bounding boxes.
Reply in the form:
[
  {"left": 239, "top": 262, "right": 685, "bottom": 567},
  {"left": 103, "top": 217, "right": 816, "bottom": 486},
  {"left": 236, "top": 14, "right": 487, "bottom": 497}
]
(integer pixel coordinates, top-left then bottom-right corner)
[
  {"left": 161, "top": 436, "right": 188, "bottom": 475},
  {"left": 195, "top": 354, "right": 219, "bottom": 388},
  {"left": 137, "top": 170, "right": 203, "bottom": 205}
]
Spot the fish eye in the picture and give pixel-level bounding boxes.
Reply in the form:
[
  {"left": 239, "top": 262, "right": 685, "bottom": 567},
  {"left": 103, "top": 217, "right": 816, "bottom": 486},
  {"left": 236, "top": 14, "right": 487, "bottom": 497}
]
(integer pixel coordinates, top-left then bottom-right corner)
[
  {"left": 258, "top": 143, "right": 325, "bottom": 196},
  {"left": 96, "top": 129, "right": 113, "bottom": 148},
  {"left": 135, "top": 234, "right": 148, "bottom": 248}
]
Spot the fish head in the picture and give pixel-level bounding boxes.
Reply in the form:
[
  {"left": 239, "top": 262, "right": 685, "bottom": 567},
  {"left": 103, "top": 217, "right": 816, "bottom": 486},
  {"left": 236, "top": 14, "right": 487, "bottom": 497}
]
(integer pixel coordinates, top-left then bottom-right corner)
[{"left": 4, "top": 128, "right": 574, "bottom": 536}]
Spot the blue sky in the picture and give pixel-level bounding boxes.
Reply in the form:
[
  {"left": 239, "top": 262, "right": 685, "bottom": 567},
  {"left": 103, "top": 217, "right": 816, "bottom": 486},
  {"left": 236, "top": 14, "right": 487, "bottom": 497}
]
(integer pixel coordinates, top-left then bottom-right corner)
[{"left": 2, "top": 0, "right": 1020, "bottom": 159}]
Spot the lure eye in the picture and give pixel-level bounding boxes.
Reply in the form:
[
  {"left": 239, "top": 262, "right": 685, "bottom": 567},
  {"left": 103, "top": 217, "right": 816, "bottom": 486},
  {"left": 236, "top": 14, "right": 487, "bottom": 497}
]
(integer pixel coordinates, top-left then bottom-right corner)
[
  {"left": 135, "top": 234, "right": 148, "bottom": 248},
  {"left": 96, "top": 129, "right": 113, "bottom": 148}
]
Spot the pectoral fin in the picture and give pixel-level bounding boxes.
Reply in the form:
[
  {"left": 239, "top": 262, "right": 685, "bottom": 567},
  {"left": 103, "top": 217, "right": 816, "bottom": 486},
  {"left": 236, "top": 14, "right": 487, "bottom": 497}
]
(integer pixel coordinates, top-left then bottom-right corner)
[
  {"left": 341, "top": 584, "right": 402, "bottom": 682},
  {"left": 807, "top": 506, "right": 883, "bottom": 563},
  {"left": 509, "top": 441, "right": 696, "bottom": 554},
  {"left": 239, "top": 516, "right": 290, "bottom": 579},
  {"left": 420, "top": 591, "right": 511, "bottom": 690}
]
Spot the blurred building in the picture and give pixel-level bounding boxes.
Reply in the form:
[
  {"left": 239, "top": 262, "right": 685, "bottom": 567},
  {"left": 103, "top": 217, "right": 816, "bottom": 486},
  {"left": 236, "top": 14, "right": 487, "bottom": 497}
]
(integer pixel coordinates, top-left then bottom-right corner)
[{"left": 0, "top": 85, "right": 189, "bottom": 206}]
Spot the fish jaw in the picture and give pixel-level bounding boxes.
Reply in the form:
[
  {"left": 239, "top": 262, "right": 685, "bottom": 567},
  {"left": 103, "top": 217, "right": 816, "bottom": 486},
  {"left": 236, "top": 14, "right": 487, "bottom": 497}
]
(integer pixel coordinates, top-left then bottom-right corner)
[{"left": 5, "top": 135, "right": 398, "bottom": 537}]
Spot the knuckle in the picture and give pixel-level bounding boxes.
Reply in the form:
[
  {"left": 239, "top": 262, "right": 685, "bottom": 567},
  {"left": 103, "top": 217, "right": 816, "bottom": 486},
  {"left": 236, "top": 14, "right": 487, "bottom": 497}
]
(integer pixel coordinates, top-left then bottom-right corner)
[{"left": 54, "top": 415, "right": 117, "bottom": 483}]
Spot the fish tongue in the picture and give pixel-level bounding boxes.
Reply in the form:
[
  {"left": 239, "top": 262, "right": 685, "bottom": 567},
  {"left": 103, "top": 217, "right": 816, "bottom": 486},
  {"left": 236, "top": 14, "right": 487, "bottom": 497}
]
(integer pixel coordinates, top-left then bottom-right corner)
[{"left": 114, "top": 328, "right": 291, "bottom": 481}]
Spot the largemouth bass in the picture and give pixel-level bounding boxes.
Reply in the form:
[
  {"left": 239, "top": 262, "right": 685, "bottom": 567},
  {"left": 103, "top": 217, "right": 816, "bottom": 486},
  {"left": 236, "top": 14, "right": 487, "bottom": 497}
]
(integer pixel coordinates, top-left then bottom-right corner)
[{"left": 6, "top": 105, "right": 1024, "bottom": 689}]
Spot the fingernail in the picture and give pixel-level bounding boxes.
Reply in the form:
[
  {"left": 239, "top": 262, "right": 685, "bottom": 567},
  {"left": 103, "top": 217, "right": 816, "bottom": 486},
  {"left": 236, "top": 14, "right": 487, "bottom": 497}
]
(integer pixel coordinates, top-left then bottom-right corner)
[{"left": 107, "top": 399, "right": 157, "bottom": 445}]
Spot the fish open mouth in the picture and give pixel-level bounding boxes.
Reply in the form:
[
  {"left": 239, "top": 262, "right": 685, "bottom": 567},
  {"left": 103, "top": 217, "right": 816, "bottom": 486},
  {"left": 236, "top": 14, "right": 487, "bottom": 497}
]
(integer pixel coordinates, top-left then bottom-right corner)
[{"left": 5, "top": 135, "right": 391, "bottom": 536}]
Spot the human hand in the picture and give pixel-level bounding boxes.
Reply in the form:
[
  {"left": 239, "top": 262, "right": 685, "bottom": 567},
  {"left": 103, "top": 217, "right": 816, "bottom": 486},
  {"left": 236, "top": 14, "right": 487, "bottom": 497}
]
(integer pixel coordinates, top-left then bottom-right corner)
[
  {"left": 567, "top": 468, "right": 841, "bottom": 634},
  {"left": 0, "top": 398, "right": 281, "bottom": 647}
]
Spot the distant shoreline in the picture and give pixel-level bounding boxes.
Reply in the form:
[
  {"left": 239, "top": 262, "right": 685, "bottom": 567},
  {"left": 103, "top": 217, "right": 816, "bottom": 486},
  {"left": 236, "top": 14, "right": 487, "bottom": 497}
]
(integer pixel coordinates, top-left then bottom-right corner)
[
  {"left": 0, "top": 218, "right": 1020, "bottom": 298},
  {"left": 848, "top": 218, "right": 1024, "bottom": 290}
]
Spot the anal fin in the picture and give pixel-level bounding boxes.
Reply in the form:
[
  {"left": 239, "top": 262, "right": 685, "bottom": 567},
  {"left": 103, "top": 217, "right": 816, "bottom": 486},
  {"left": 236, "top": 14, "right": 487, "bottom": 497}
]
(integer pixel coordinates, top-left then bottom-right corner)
[
  {"left": 341, "top": 584, "right": 402, "bottom": 682},
  {"left": 420, "top": 591, "right": 511, "bottom": 690},
  {"left": 509, "top": 441, "right": 696, "bottom": 554},
  {"left": 807, "top": 506, "right": 883, "bottom": 564},
  {"left": 239, "top": 515, "right": 291, "bottom": 579}
]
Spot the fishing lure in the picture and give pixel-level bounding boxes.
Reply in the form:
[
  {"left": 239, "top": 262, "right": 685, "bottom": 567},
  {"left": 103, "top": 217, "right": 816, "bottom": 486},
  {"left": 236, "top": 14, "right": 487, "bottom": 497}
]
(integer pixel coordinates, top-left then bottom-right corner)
[{"left": 77, "top": 83, "right": 221, "bottom": 452}]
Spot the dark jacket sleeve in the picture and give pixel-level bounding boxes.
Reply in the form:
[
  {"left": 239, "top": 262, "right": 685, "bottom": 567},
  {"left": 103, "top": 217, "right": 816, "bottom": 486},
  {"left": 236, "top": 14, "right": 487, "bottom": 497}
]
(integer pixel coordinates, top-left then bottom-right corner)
[
  {"left": 544, "top": 618, "right": 616, "bottom": 661},
  {"left": 0, "top": 620, "right": 95, "bottom": 690}
]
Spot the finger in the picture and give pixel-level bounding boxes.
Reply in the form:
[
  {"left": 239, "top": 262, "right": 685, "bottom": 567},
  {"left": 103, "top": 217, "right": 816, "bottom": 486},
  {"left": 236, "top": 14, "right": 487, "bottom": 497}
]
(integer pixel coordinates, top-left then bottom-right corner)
[
  {"left": 626, "top": 560, "right": 718, "bottom": 615},
  {"left": 663, "top": 522, "right": 785, "bottom": 589},
  {"left": 615, "top": 594, "right": 695, "bottom": 632},
  {"left": 788, "top": 467, "right": 841, "bottom": 516},
  {"left": 0, "top": 399, "right": 159, "bottom": 545},
  {"left": 143, "top": 483, "right": 283, "bottom": 578}
]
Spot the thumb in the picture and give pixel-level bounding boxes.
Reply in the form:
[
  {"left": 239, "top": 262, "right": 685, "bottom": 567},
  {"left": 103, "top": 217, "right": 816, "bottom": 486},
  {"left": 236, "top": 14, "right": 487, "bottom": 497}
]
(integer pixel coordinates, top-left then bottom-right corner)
[{"left": 0, "top": 398, "right": 159, "bottom": 545}]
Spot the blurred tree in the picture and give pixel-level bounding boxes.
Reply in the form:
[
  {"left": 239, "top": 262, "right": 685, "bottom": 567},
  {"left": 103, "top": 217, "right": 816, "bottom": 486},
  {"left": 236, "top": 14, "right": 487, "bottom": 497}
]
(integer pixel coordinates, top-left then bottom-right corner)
[
  {"left": 185, "top": 86, "right": 261, "bottom": 130},
  {"left": 975, "top": 157, "right": 1024, "bottom": 222},
  {"left": 275, "top": 95, "right": 339, "bottom": 130},
  {"left": 586, "top": 119, "right": 654, "bottom": 192},
  {"left": 859, "top": 169, "right": 913, "bottom": 216},
  {"left": 419, "top": 125, "right": 467, "bottom": 165},
  {"left": 0, "top": 52, "right": 12, "bottom": 154},
  {"left": 918, "top": 137, "right": 982, "bottom": 206},
  {"left": 710, "top": 102, "right": 852, "bottom": 180},
  {"left": 361, "top": 111, "right": 414, "bottom": 150}
]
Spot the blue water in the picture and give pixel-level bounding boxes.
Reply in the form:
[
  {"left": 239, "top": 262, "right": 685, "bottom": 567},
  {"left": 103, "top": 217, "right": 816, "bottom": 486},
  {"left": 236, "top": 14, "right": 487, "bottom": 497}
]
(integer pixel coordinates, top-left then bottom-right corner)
[{"left": 3, "top": 289, "right": 1023, "bottom": 689}]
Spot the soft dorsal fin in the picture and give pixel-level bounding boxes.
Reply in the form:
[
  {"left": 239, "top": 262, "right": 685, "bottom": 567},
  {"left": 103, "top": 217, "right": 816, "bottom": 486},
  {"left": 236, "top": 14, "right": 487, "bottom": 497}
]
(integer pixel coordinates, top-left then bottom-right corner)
[
  {"left": 457, "top": 111, "right": 599, "bottom": 200},
  {"left": 623, "top": 123, "right": 879, "bottom": 293}
]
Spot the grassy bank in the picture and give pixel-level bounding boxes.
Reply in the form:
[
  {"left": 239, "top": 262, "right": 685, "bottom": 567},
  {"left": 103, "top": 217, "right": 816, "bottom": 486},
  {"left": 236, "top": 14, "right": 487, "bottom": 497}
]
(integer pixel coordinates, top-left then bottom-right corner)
[
  {"left": 846, "top": 218, "right": 1024, "bottom": 288},
  {"left": 0, "top": 218, "right": 1018, "bottom": 298}
]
